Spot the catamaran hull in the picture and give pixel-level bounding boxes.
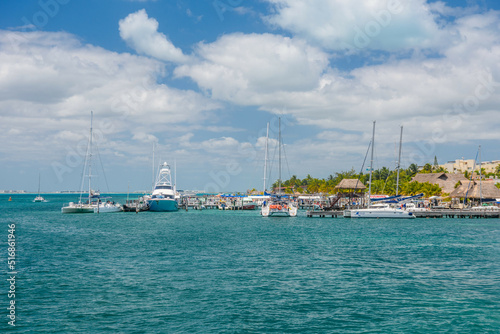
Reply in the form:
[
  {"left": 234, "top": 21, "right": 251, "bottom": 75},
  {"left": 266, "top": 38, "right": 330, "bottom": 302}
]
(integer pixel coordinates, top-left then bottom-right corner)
[
  {"left": 148, "top": 199, "right": 179, "bottom": 212},
  {"left": 261, "top": 206, "right": 298, "bottom": 217},
  {"left": 344, "top": 209, "right": 415, "bottom": 218}
]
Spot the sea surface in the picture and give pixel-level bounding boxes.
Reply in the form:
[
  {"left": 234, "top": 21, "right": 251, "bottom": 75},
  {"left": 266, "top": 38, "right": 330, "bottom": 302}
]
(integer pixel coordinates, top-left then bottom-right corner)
[{"left": 1, "top": 194, "right": 499, "bottom": 333}]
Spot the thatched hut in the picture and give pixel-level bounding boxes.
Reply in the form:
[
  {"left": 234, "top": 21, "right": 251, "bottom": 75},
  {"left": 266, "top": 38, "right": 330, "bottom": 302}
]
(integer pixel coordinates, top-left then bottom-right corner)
[
  {"left": 450, "top": 180, "right": 500, "bottom": 200},
  {"left": 334, "top": 179, "right": 366, "bottom": 192},
  {"left": 411, "top": 173, "right": 467, "bottom": 194},
  {"left": 332, "top": 179, "right": 367, "bottom": 207}
]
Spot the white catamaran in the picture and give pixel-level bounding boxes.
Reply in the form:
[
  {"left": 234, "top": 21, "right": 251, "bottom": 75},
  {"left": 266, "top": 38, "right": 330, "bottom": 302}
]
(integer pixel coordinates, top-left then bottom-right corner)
[
  {"left": 61, "top": 112, "right": 121, "bottom": 214},
  {"left": 261, "top": 117, "right": 298, "bottom": 217},
  {"left": 343, "top": 121, "right": 415, "bottom": 219},
  {"left": 33, "top": 173, "right": 46, "bottom": 202}
]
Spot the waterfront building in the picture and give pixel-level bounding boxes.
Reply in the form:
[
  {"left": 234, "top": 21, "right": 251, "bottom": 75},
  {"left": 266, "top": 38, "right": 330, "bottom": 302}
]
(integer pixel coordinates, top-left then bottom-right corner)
[{"left": 440, "top": 159, "right": 500, "bottom": 174}]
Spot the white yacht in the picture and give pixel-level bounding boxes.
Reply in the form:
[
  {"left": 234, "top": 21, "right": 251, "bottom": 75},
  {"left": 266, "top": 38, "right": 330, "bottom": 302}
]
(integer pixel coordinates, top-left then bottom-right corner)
[{"left": 148, "top": 162, "right": 179, "bottom": 212}]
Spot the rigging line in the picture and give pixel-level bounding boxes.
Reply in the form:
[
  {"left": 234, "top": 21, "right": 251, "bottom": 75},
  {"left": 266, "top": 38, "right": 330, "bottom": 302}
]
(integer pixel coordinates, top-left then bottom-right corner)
[
  {"left": 94, "top": 143, "right": 111, "bottom": 193},
  {"left": 268, "top": 136, "right": 278, "bottom": 188},
  {"left": 354, "top": 140, "right": 372, "bottom": 192},
  {"left": 79, "top": 146, "right": 89, "bottom": 203},
  {"left": 281, "top": 138, "right": 292, "bottom": 182},
  {"left": 381, "top": 168, "right": 392, "bottom": 194},
  {"left": 79, "top": 127, "right": 91, "bottom": 203}
]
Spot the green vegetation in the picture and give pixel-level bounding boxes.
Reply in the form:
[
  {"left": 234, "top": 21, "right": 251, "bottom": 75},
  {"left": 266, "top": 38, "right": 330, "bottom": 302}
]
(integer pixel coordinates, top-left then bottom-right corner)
[{"left": 271, "top": 165, "right": 443, "bottom": 197}]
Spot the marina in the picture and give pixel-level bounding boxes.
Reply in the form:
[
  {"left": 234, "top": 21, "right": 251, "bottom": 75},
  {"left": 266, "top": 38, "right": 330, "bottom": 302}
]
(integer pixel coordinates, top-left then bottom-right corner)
[
  {"left": 3, "top": 193, "right": 499, "bottom": 333},
  {"left": 306, "top": 209, "right": 500, "bottom": 219}
]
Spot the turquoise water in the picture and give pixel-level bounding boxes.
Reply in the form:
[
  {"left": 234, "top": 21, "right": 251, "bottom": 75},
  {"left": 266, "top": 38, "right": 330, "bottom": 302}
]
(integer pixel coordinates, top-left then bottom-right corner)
[{"left": 1, "top": 194, "right": 500, "bottom": 333}]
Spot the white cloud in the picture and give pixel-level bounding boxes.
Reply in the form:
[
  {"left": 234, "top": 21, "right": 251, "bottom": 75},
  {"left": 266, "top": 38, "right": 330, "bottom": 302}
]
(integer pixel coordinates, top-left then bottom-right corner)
[
  {"left": 264, "top": 0, "right": 450, "bottom": 52},
  {"left": 172, "top": 7, "right": 500, "bottom": 149},
  {"left": 175, "top": 33, "right": 329, "bottom": 101},
  {"left": 0, "top": 30, "right": 220, "bottom": 166},
  {"left": 119, "top": 9, "right": 191, "bottom": 63}
]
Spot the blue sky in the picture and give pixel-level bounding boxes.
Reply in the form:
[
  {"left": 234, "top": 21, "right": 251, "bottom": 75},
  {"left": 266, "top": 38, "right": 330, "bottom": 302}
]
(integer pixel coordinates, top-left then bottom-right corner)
[{"left": 1, "top": 0, "right": 500, "bottom": 193}]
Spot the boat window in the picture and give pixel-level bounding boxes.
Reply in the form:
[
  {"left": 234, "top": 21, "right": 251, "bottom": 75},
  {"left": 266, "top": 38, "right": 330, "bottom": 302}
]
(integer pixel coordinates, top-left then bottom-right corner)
[{"left": 155, "top": 185, "right": 172, "bottom": 190}]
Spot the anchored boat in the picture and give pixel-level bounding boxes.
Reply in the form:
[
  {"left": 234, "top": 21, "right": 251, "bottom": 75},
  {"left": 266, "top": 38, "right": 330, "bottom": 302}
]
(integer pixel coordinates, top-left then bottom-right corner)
[
  {"left": 61, "top": 112, "right": 121, "bottom": 214},
  {"left": 261, "top": 117, "right": 298, "bottom": 217},
  {"left": 147, "top": 162, "right": 179, "bottom": 212}
]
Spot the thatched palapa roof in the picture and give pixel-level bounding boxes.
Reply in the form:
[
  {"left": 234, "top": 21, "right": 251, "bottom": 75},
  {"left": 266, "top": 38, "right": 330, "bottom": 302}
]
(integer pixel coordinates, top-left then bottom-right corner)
[
  {"left": 411, "top": 173, "right": 467, "bottom": 194},
  {"left": 450, "top": 180, "right": 500, "bottom": 199},
  {"left": 335, "top": 179, "right": 366, "bottom": 190}
]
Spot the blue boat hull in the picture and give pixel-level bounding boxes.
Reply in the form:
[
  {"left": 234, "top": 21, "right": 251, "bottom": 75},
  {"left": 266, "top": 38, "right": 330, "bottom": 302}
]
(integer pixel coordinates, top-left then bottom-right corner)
[{"left": 148, "top": 199, "right": 179, "bottom": 212}]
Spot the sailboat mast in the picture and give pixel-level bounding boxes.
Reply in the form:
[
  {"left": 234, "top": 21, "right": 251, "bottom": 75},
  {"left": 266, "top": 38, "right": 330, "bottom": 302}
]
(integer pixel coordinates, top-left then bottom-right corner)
[
  {"left": 37, "top": 173, "right": 41, "bottom": 197},
  {"left": 396, "top": 125, "right": 403, "bottom": 196},
  {"left": 278, "top": 117, "right": 281, "bottom": 195},
  {"left": 479, "top": 145, "right": 482, "bottom": 205},
  {"left": 88, "top": 111, "right": 93, "bottom": 204},
  {"left": 368, "top": 121, "right": 375, "bottom": 205},
  {"left": 152, "top": 142, "right": 155, "bottom": 191},
  {"left": 263, "top": 123, "right": 269, "bottom": 193}
]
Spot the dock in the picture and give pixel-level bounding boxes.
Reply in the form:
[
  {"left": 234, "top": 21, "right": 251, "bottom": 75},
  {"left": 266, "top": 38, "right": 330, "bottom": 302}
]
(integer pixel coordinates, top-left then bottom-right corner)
[
  {"left": 413, "top": 210, "right": 500, "bottom": 219},
  {"left": 306, "top": 209, "right": 500, "bottom": 218},
  {"left": 306, "top": 210, "right": 343, "bottom": 218}
]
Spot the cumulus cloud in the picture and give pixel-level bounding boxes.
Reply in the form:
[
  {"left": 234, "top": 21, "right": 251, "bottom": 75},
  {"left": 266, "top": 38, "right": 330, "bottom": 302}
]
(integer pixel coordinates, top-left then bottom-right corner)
[
  {"left": 0, "top": 30, "right": 220, "bottom": 165},
  {"left": 119, "top": 9, "right": 191, "bottom": 63},
  {"left": 264, "top": 0, "right": 451, "bottom": 52},
  {"left": 171, "top": 7, "right": 500, "bottom": 148},
  {"left": 174, "top": 33, "right": 329, "bottom": 101}
]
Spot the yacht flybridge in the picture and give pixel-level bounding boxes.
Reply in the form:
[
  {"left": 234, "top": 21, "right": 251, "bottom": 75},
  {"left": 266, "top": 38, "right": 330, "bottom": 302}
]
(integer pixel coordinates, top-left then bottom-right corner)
[{"left": 147, "top": 161, "right": 179, "bottom": 212}]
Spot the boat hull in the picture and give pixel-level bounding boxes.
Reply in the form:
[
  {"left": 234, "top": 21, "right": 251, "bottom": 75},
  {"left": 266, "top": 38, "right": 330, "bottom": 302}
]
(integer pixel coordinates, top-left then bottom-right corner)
[
  {"left": 94, "top": 204, "right": 122, "bottom": 213},
  {"left": 61, "top": 204, "right": 95, "bottom": 214},
  {"left": 148, "top": 199, "right": 179, "bottom": 212},
  {"left": 344, "top": 208, "right": 415, "bottom": 218},
  {"left": 261, "top": 205, "right": 298, "bottom": 217}
]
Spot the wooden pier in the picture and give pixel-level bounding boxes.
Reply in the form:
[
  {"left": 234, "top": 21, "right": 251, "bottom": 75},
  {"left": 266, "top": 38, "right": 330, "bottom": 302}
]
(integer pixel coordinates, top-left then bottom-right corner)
[
  {"left": 306, "top": 209, "right": 500, "bottom": 219},
  {"left": 413, "top": 210, "right": 500, "bottom": 219},
  {"left": 306, "top": 210, "right": 343, "bottom": 218}
]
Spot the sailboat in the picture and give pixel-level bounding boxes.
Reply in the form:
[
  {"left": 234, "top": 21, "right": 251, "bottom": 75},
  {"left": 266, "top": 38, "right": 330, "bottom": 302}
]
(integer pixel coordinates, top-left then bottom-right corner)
[
  {"left": 61, "top": 112, "right": 121, "bottom": 214},
  {"left": 261, "top": 117, "right": 298, "bottom": 217},
  {"left": 343, "top": 121, "right": 415, "bottom": 219},
  {"left": 33, "top": 173, "right": 46, "bottom": 202},
  {"left": 147, "top": 161, "right": 179, "bottom": 212}
]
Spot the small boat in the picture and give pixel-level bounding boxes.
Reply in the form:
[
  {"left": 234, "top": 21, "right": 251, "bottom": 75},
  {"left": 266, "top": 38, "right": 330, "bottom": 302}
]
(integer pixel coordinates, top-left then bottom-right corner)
[
  {"left": 122, "top": 197, "right": 150, "bottom": 212},
  {"left": 34, "top": 174, "right": 46, "bottom": 202},
  {"left": 242, "top": 197, "right": 258, "bottom": 210},
  {"left": 147, "top": 162, "right": 179, "bottom": 212}
]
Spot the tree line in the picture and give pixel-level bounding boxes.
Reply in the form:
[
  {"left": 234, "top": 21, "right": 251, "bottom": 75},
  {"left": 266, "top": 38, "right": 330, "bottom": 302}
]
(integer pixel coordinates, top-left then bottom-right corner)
[{"left": 268, "top": 163, "right": 500, "bottom": 197}]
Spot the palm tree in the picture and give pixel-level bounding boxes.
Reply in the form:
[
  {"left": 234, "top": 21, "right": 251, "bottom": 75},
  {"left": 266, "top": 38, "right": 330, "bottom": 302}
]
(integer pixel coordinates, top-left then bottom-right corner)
[{"left": 408, "top": 163, "right": 419, "bottom": 176}]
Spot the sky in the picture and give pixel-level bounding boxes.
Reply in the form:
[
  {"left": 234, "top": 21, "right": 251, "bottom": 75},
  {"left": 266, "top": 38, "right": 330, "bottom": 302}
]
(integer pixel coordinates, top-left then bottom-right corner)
[{"left": 1, "top": 0, "right": 500, "bottom": 193}]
